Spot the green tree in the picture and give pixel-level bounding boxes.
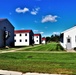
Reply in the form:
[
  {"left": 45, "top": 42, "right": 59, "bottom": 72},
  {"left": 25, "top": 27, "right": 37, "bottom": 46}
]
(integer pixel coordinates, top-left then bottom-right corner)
[
  {"left": 50, "top": 34, "right": 60, "bottom": 42},
  {"left": 46, "top": 37, "right": 51, "bottom": 42}
]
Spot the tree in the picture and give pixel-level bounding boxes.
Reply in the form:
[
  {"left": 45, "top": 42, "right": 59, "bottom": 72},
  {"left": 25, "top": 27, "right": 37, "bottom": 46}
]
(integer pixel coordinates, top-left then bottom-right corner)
[
  {"left": 46, "top": 37, "right": 51, "bottom": 42},
  {"left": 50, "top": 34, "right": 60, "bottom": 42}
]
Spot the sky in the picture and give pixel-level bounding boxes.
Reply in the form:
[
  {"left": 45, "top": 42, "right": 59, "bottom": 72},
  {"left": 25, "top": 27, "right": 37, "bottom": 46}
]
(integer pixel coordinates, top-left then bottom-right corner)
[{"left": 0, "top": 0, "right": 76, "bottom": 37}]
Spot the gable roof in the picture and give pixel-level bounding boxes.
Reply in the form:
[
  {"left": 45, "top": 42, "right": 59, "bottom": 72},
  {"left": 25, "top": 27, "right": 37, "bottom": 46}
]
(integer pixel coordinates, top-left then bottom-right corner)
[
  {"left": 34, "top": 34, "right": 41, "bottom": 36},
  {"left": 42, "top": 37, "right": 46, "bottom": 40},
  {"left": 0, "top": 18, "right": 6, "bottom": 21},
  {"left": 0, "top": 18, "right": 14, "bottom": 28},
  {"left": 62, "top": 26, "right": 76, "bottom": 33},
  {"left": 14, "top": 30, "right": 32, "bottom": 33}
]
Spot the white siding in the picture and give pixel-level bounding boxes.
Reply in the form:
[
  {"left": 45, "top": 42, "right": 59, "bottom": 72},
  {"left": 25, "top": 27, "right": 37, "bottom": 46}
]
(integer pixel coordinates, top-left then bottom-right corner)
[
  {"left": 34, "top": 36, "right": 40, "bottom": 44},
  {"left": 61, "top": 26, "right": 76, "bottom": 49},
  {"left": 15, "top": 33, "right": 30, "bottom": 46},
  {"left": 42, "top": 40, "right": 46, "bottom": 44}
]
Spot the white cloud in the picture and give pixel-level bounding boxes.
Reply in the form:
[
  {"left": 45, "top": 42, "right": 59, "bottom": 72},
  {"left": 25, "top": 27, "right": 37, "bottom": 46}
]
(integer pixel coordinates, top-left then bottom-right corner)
[
  {"left": 16, "top": 7, "right": 29, "bottom": 13},
  {"left": 36, "top": 7, "right": 40, "bottom": 11},
  {"left": 41, "top": 15, "right": 58, "bottom": 23},
  {"left": 53, "top": 32, "right": 60, "bottom": 35},
  {"left": 40, "top": 32, "right": 44, "bottom": 34},
  {"left": 31, "top": 7, "right": 40, "bottom": 15},
  {"left": 31, "top": 11, "right": 37, "bottom": 15},
  {"left": 33, "top": 30, "right": 39, "bottom": 32},
  {"left": 33, "top": 30, "right": 44, "bottom": 34}
]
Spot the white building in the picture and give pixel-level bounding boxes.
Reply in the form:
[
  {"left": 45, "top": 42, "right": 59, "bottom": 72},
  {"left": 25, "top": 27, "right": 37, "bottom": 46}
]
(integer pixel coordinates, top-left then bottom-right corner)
[
  {"left": 60, "top": 26, "right": 76, "bottom": 50},
  {"left": 34, "top": 34, "right": 41, "bottom": 44},
  {"left": 42, "top": 37, "right": 46, "bottom": 44},
  {"left": 14, "top": 30, "right": 34, "bottom": 46},
  {"left": 0, "top": 18, "right": 14, "bottom": 47}
]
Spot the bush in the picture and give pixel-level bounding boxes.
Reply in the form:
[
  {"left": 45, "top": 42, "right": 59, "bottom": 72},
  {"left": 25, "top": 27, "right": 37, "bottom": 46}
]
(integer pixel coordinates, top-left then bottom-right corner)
[{"left": 56, "top": 44, "right": 64, "bottom": 51}]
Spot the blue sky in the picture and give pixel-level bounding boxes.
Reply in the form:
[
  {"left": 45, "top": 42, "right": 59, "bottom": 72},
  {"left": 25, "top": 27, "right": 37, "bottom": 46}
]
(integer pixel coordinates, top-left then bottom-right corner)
[{"left": 0, "top": 0, "right": 76, "bottom": 37}]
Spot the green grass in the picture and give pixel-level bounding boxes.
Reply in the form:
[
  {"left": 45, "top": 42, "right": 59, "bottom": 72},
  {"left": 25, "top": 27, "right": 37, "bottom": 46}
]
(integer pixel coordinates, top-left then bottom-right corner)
[
  {"left": 0, "top": 46, "right": 28, "bottom": 52},
  {"left": 0, "top": 48, "right": 16, "bottom": 52},
  {"left": 0, "top": 52, "right": 76, "bottom": 74},
  {"left": 20, "top": 42, "right": 64, "bottom": 51}
]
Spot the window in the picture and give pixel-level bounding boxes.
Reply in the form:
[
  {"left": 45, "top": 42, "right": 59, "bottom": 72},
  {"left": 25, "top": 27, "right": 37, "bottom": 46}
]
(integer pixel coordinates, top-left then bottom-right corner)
[
  {"left": 20, "top": 34, "right": 21, "bottom": 36},
  {"left": 14, "top": 34, "right": 16, "bottom": 36},
  {"left": 25, "top": 33, "right": 27, "bottom": 36},
  {"left": 4, "top": 27, "right": 6, "bottom": 31},
  {"left": 37, "top": 40, "right": 38, "bottom": 42},
  {"left": 25, "top": 39, "right": 27, "bottom": 42},
  {"left": 67, "top": 39, "right": 70, "bottom": 43},
  {"left": 4, "top": 27, "right": 6, "bottom": 29},
  {"left": 20, "top": 39, "right": 22, "bottom": 42},
  {"left": 14, "top": 40, "right": 16, "bottom": 42},
  {"left": 36, "top": 36, "right": 38, "bottom": 38}
]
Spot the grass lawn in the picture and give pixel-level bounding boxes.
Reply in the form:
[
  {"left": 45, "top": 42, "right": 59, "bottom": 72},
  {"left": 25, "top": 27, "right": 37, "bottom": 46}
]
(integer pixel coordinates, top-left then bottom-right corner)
[
  {"left": 19, "top": 42, "right": 64, "bottom": 51},
  {"left": 0, "top": 52, "right": 76, "bottom": 74},
  {"left": 0, "top": 46, "right": 30, "bottom": 52},
  {"left": 0, "top": 48, "right": 17, "bottom": 52}
]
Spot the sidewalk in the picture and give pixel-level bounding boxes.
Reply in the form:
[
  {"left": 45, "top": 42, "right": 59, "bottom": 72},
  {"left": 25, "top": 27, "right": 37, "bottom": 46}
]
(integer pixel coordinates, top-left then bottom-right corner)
[
  {"left": 0, "top": 70, "right": 61, "bottom": 75},
  {"left": 0, "top": 70, "right": 22, "bottom": 75},
  {"left": 0, "top": 44, "right": 41, "bottom": 54},
  {"left": 66, "top": 50, "right": 76, "bottom": 52}
]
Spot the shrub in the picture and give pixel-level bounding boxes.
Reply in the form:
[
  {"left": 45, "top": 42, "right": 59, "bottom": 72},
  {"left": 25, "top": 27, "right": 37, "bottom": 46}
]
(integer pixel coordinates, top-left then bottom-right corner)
[{"left": 56, "top": 44, "right": 64, "bottom": 51}]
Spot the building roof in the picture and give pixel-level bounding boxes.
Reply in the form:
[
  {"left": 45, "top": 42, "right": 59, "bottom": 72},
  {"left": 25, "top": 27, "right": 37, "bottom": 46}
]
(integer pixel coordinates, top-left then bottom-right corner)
[
  {"left": 14, "top": 30, "right": 32, "bottom": 33},
  {"left": 42, "top": 37, "right": 46, "bottom": 40},
  {"left": 0, "top": 18, "right": 14, "bottom": 28},
  {"left": 0, "top": 18, "right": 7, "bottom": 21},
  {"left": 61, "top": 26, "right": 76, "bottom": 33},
  {"left": 34, "top": 34, "right": 41, "bottom": 36}
]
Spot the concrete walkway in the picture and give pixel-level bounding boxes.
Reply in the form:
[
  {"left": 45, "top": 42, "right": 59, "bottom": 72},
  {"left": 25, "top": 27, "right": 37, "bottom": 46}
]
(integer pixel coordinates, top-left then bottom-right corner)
[
  {"left": 0, "top": 45, "right": 41, "bottom": 54},
  {"left": 0, "top": 70, "right": 22, "bottom": 75},
  {"left": 66, "top": 50, "right": 76, "bottom": 52},
  {"left": 23, "top": 73, "right": 61, "bottom": 75},
  {"left": 0, "top": 70, "right": 62, "bottom": 75}
]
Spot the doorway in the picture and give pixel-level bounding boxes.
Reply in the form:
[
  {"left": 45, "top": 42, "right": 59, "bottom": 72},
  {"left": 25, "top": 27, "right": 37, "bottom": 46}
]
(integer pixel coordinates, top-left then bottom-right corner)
[{"left": 66, "top": 36, "right": 72, "bottom": 50}]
